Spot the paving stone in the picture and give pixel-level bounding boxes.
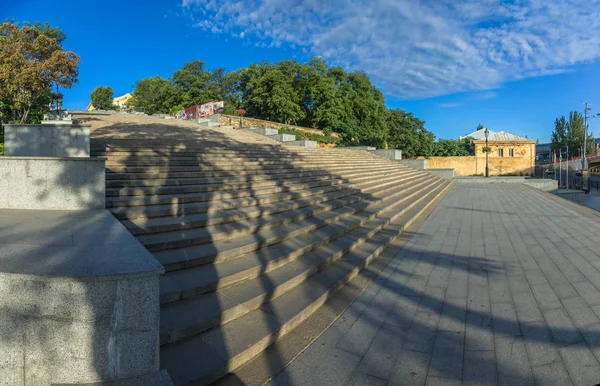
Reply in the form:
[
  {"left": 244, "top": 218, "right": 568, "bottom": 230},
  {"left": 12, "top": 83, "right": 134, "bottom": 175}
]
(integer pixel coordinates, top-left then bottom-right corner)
[
  {"left": 346, "top": 371, "right": 386, "bottom": 386},
  {"left": 559, "top": 343, "right": 600, "bottom": 386},
  {"left": 513, "top": 291, "right": 544, "bottom": 323},
  {"left": 491, "top": 302, "right": 521, "bottom": 337},
  {"left": 573, "top": 281, "right": 600, "bottom": 306},
  {"left": 438, "top": 297, "right": 467, "bottom": 333},
  {"left": 562, "top": 297, "right": 600, "bottom": 329},
  {"left": 383, "top": 295, "right": 420, "bottom": 329},
  {"left": 356, "top": 324, "right": 406, "bottom": 379},
  {"left": 531, "top": 362, "right": 573, "bottom": 386},
  {"left": 520, "top": 321, "right": 561, "bottom": 367},
  {"left": 403, "top": 311, "right": 440, "bottom": 353},
  {"left": 495, "top": 336, "right": 534, "bottom": 386},
  {"left": 425, "top": 376, "right": 462, "bottom": 386},
  {"left": 531, "top": 283, "right": 563, "bottom": 310},
  {"left": 462, "top": 350, "right": 497, "bottom": 385},
  {"left": 543, "top": 308, "right": 583, "bottom": 345},
  {"left": 388, "top": 349, "right": 430, "bottom": 386},
  {"left": 428, "top": 331, "right": 464, "bottom": 379}
]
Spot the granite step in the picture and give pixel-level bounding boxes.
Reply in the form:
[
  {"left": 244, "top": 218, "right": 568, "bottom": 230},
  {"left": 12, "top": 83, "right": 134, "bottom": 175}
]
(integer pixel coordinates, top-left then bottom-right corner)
[
  {"left": 105, "top": 168, "right": 360, "bottom": 188},
  {"left": 135, "top": 174, "right": 435, "bottom": 251},
  {"left": 157, "top": 176, "right": 440, "bottom": 305},
  {"left": 95, "top": 153, "right": 370, "bottom": 161},
  {"left": 103, "top": 159, "right": 394, "bottom": 171},
  {"left": 151, "top": 175, "right": 439, "bottom": 270},
  {"left": 105, "top": 168, "right": 420, "bottom": 208},
  {"left": 158, "top": 181, "right": 452, "bottom": 385},
  {"left": 104, "top": 163, "right": 409, "bottom": 180},
  {"left": 104, "top": 166, "right": 404, "bottom": 197},
  {"left": 111, "top": 171, "right": 425, "bottom": 222},
  {"left": 123, "top": 173, "right": 431, "bottom": 236}
]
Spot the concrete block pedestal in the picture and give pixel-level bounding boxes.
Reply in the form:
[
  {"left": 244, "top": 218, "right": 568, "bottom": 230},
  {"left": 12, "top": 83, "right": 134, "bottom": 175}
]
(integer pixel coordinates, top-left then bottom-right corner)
[
  {"left": 0, "top": 210, "right": 169, "bottom": 385},
  {"left": 4, "top": 124, "right": 91, "bottom": 157}
]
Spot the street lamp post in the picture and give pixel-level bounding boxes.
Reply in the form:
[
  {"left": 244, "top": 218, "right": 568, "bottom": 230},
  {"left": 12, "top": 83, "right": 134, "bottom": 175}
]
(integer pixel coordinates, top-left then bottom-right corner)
[
  {"left": 583, "top": 103, "right": 599, "bottom": 191},
  {"left": 484, "top": 128, "right": 489, "bottom": 178}
]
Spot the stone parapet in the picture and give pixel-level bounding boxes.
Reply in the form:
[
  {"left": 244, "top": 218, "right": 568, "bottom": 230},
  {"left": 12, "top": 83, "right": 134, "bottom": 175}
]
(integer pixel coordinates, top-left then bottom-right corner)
[
  {"left": 0, "top": 157, "right": 105, "bottom": 210},
  {"left": 0, "top": 209, "right": 168, "bottom": 385},
  {"left": 3, "top": 124, "right": 90, "bottom": 157}
]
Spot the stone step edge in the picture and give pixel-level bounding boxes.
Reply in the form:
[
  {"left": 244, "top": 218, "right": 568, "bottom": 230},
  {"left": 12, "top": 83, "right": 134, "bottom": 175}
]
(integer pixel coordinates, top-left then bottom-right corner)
[
  {"left": 109, "top": 168, "right": 423, "bottom": 214},
  {"left": 158, "top": 180, "right": 449, "bottom": 345},
  {"left": 219, "top": 181, "right": 453, "bottom": 386},
  {"left": 152, "top": 176, "right": 440, "bottom": 272},
  {"left": 157, "top": 176, "right": 439, "bottom": 303},
  {"left": 109, "top": 170, "right": 425, "bottom": 221},
  {"left": 138, "top": 175, "right": 438, "bottom": 252},
  {"left": 125, "top": 173, "right": 431, "bottom": 236},
  {"left": 105, "top": 166, "right": 412, "bottom": 200},
  {"left": 160, "top": 181, "right": 453, "bottom": 385},
  {"left": 103, "top": 163, "right": 408, "bottom": 179},
  {"left": 108, "top": 169, "right": 427, "bottom": 218},
  {"left": 105, "top": 166, "right": 405, "bottom": 197},
  {"left": 103, "top": 164, "right": 408, "bottom": 188}
]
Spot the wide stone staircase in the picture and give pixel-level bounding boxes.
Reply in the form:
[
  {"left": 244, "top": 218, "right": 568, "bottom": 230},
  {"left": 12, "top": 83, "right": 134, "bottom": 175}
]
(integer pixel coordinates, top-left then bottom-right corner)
[{"left": 91, "top": 132, "right": 452, "bottom": 385}]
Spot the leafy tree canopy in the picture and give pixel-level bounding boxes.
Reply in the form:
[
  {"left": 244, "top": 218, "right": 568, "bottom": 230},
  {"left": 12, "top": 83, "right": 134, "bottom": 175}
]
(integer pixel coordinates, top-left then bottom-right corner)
[
  {"left": 90, "top": 86, "right": 115, "bottom": 110},
  {"left": 551, "top": 111, "right": 595, "bottom": 157},
  {"left": 131, "top": 58, "right": 414, "bottom": 148},
  {"left": 0, "top": 20, "right": 79, "bottom": 123}
]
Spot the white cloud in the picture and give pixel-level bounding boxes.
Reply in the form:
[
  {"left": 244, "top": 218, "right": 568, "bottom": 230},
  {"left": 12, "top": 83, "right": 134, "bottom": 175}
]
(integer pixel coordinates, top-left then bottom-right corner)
[
  {"left": 439, "top": 103, "right": 462, "bottom": 108},
  {"left": 181, "top": 0, "right": 600, "bottom": 99}
]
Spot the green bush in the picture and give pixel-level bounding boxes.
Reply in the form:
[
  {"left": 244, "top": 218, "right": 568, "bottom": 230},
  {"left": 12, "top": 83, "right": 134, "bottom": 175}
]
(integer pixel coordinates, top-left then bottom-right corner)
[
  {"left": 0, "top": 142, "right": 4, "bottom": 156},
  {"left": 278, "top": 127, "right": 340, "bottom": 145}
]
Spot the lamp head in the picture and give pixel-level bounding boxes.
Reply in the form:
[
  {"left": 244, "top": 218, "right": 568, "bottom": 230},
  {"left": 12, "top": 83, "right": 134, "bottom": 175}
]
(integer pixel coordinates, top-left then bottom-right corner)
[{"left": 484, "top": 128, "right": 489, "bottom": 138}]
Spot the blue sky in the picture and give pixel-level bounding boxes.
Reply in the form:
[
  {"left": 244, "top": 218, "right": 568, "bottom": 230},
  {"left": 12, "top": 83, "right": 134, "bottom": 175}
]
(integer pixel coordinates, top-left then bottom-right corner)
[{"left": 5, "top": 0, "right": 600, "bottom": 143}]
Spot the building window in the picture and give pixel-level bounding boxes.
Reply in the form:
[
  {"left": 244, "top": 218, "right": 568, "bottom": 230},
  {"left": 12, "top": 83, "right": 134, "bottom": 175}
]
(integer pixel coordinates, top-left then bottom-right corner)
[
  {"left": 498, "top": 149, "right": 504, "bottom": 157},
  {"left": 509, "top": 148, "right": 514, "bottom": 157}
]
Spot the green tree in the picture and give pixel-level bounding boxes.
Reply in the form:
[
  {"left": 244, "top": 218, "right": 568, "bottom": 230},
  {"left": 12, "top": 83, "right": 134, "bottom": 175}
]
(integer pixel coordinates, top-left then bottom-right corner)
[
  {"left": 551, "top": 112, "right": 595, "bottom": 158},
  {"left": 172, "top": 59, "right": 224, "bottom": 106},
  {"left": 0, "top": 21, "right": 79, "bottom": 123},
  {"left": 90, "top": 86, "right": 115, "bottom": 110},
  {"left": 130, "top": 76, "right": 181, "bottom": 114},
  {"left": 388, "top": 108, "right": 435, "bottom": 157},
  {"left": 551, "top": 116, "right": 568, "bottom": 155},
  {"left": 432, "top": 137, "right": 473, "bottom": 156},
  {"left": 476, "top": 123, "right": 484, "bottom": 131},
  {"left": 241, "top": 61, "right": 305, "bottom": 124}
]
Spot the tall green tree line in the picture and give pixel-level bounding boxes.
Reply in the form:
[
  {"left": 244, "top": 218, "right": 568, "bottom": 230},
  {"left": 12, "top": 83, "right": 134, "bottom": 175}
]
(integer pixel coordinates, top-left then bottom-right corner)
[
  {"left": 129, "top": 58, "right": 473, "bottom": 153},
  {"left": 551, "top": 111, "right": 595, "bottom": 157}
]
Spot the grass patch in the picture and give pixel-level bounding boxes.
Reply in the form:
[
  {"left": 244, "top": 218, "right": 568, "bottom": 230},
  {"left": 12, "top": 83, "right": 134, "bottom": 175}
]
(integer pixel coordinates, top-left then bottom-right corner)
[
  {"left": 278, "top": 127, "right": 340, "bottom": 145},
  {"left": 0, "top": 142, "right": 3, "bottom": 156}
]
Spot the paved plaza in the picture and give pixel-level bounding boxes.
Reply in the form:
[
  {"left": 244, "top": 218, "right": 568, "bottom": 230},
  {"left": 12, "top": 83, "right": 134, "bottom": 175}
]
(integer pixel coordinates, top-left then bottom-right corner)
[{"left": 269, "top": 183, "right": 600, "bottom": 386}]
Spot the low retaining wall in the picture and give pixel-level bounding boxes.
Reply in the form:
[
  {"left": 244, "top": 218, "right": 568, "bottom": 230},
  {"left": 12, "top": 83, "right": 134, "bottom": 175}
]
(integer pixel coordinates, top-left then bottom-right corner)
[
  {"left": 3, "top": 124, "right": 91, "bottom": 157},
  {"left": 425, "top": 168, "right": 455, "bottom": 179},
  {"left": 0, "top": 209, "right": 168, "bottom": 385},
  {"left": 0, "top": 157, "right": 105, "bottom": 210},
  {"left": 453, "top": 177, "right": 558, "bottom": 191},
  {"left": 219, "top": 114, "right": 340, "bottom": 138},
  {"left": 424, "top": 155, "right": 534, "bottom": 177},
  {"left": 397, "top": 159, "right": 427, "bottom": 169},
  {"left": 372, "top": 149, "right": 402, "bottom": 160}
]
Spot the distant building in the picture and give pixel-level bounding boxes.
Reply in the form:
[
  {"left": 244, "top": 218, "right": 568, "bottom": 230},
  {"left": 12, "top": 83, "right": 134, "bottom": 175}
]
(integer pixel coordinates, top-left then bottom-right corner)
[
  {"left": 467, "top": 128, "right": 536, "bottom": 175},
  {"left": 427, "top": 127, "right": 536, "bottom": 176},
  {"left": 86, "top": 93, "right": 133, "bottom": 111}
]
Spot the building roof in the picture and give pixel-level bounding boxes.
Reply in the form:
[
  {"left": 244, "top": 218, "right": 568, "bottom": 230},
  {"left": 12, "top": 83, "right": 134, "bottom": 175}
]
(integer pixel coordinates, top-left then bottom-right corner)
[{"left": 463, "top": 128, "right": 532, "bottom": 142}]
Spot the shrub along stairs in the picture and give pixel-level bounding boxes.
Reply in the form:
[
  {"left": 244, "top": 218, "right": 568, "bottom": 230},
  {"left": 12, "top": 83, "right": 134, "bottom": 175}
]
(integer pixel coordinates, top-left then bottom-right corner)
[{"left": 91, "top": 134, "right": 452, "bottom": 385}]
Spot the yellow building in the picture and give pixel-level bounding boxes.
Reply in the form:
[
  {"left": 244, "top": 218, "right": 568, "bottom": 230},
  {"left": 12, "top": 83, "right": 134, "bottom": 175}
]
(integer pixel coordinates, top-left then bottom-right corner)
[
  {"left": 426, "top": 128, "right": 536, "bottom": 176},
  {"left": 86, "top": 93, "right": 133, "bottom": 111}
]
